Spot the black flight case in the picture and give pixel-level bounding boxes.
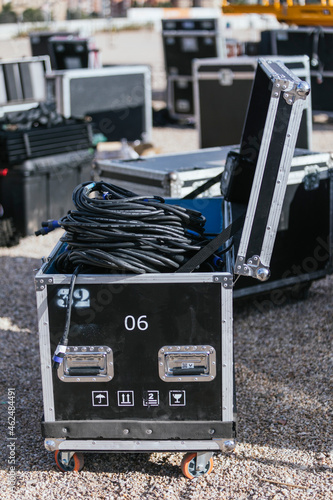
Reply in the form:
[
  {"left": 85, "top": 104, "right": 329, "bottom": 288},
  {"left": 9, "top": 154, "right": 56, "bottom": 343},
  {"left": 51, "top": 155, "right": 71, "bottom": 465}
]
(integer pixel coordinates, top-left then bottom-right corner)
[
  {"left": 35, "top": 59, "right": 310, "bottom": 478},
  {"left": 192, "top": 55, "right": 312, "bottom": 149}
]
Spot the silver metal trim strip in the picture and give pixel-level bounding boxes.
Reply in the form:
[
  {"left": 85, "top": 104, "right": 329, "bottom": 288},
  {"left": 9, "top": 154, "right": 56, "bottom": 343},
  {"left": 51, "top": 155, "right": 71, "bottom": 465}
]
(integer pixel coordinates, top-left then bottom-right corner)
[
  {"left": 37, "top": 271, "right": 232, "bottom": 286},
  {"left": 37, "top": 287, "right": 55, "bottom": 422},
  {"left": 58, "top": 439, "right": 221, "bottom": 452},
  {"left": 329, "top": 168, "right": 333, "bottom": 272},
  {"left": 143, "top": 67, "right": 153, "bottom": 143},
  {"left": 221, "top": 284, "right": 233, "bottom": 422},
  {"left": 196, "top": 71, "right": 255, "bottom": 81},
  {"left": 162, "top": 30, "right": 220, "bottom": 37},
  {"left": 260, "top": 98, "right": 305, "bottom": 266}
]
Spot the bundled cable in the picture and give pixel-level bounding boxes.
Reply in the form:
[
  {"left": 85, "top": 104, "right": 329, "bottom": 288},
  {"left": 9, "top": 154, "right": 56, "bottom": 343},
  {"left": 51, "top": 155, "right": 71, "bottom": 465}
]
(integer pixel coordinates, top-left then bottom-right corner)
[
  {"left": 2, "top": 101, "right": 65, "bottom": 130},
  {"left": 51, "top": 181, "right": 216, "bottom": 274}
]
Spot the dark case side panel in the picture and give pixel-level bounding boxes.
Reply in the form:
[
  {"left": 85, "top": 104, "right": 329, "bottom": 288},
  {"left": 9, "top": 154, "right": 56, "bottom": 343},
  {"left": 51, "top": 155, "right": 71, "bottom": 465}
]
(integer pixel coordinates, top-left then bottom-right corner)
[{"left": 47, "top": 282, "right": 223, "bottom": 422}]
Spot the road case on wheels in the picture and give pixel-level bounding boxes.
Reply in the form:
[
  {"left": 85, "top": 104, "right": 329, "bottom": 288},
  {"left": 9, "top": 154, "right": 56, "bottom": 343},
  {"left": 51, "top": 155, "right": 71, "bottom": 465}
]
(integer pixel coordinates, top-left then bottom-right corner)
[{"left": 35, "top": 59, "right": 309, "bottom": 478}]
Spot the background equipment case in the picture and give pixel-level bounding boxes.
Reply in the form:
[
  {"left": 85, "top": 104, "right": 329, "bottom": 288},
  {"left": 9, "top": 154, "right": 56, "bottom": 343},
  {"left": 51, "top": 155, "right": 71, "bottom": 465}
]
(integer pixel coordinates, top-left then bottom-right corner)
[
  {"left": 94, "top": 146, "right": 231, "bottom": 198},
  {"left": 193, "top": 55, "right": 312, "bottom": 149},
  {"left": 35, "top": 59, "right": 309, "bottom": 478},
  {"left": 162, "top": 18, "right": 225, "bottom": 77},
  {"left": 167, "top": 75, "right": 195, "bottom": 119},
  {"left": 0, "top": 150, "right": 93, "bottom": 236},
  {"left": 29, "top": 31, "right": 79, "bottom": 64},
  {"left": 162, "top": 18, "right": 225, "bottom": 120},
  {"left": 46, "top": 66, "right": 152, "bottom": 143},
  {"left": 259, "top": 27, "right": 333, "bottom": 112},
  {"left": 0, "top": 56, "right": 51, "bottom": 116}
]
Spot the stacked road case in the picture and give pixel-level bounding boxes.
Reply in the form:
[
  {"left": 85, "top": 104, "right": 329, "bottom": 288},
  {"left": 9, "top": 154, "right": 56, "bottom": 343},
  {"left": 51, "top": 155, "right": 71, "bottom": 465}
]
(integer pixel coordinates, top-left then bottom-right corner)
[
  {"left": 260, "top": 27, "right": 333, "bottom": 112},
  {"left": 162, "top": 18, "right": 225, "bottom": 120},
  {"left": 35, "top": 59, "right": 310, "bottom": 478}
]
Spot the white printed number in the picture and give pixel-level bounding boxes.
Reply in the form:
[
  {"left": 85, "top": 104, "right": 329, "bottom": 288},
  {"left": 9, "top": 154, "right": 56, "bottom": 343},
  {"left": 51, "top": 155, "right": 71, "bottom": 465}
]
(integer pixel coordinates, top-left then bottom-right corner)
[
  {"left": 56, "top": 288, "right": 90, "bottom": 308},
  {"left": 124, "top": 315, "right": 148, "bottom": 331}
]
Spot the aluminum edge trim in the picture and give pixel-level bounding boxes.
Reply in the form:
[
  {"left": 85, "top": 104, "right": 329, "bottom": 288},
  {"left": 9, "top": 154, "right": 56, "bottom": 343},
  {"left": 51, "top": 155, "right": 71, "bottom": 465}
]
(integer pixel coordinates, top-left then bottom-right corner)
[
  {"left": 260, "top": 98, "right": 305, "bottom": 266},
  {"left": 221, "top": 284, "right": 233, "bottom": 422},
  {"left": 329, "top": 167, "right": 333, "bottom": 271},
  {"left": 192, "top": 64, "right": 202, "bottom": 148},
  {"left": 237, "top": 96, "right": 279, "bottom": 259},
  {"left": 37, "top": 287, "right": 55, "bottom": 422},
  {"left": 196, "top": 72, "right": 255, "bottom": 80},
  {"left": 41, "top": 272, "right": 231, "bottom": 285},
  {"left": 58, "top": 440, "right": 221, "bottom": 452},
  {"left": 62, "top": 74, "right": 71, "bottom": 119},
  {"left": 144, "top": 68, "right": 152, "bottom": 143}
]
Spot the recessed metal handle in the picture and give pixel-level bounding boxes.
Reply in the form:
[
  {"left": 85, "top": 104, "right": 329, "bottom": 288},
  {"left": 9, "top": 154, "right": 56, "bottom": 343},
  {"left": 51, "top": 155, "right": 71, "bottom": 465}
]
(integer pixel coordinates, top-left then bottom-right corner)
[
  {"left": 158, "top": 345, "right": 216, "bottom": 382},
  {"left": 57, "top": 346, "right": 114, "bottom": 383}
]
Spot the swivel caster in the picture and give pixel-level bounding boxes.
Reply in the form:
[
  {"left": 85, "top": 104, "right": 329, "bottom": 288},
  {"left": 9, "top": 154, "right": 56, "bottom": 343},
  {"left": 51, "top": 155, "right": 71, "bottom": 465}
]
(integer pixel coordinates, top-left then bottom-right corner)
[
  {"left": 181, "top": 452, "right": 214, "bottom": 479},
  {"left": 54, "top": 451, "right": 84, "bottom": 472}
]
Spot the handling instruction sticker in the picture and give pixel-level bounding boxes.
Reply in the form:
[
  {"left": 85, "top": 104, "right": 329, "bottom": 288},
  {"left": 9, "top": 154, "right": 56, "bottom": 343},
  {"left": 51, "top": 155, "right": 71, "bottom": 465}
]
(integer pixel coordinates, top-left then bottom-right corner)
[
  {"left": 169, "top": 390, "right": 186, "bottom": 406},
  {"left": 117, "top": 391, "right": 134, "bottom": 407},
  {"left": 92, "top": 391, "right": 109, "bottom": 407}
]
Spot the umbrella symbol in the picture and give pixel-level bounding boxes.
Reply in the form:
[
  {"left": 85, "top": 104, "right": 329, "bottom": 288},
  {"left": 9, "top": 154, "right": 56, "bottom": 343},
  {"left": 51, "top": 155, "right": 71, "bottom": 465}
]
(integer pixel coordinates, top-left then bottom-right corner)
[{"left": 95, "top": 394, "right": 106, "bottom": 404}]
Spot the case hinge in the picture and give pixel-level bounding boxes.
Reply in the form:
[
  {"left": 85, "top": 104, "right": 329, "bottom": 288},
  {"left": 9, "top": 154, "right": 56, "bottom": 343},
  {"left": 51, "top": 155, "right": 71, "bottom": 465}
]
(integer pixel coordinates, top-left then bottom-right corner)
[
  {"left": 282, "top": 80, "right": 310, "bottom": 105},
  {"left": 235, "top": 255, "right": 271, "bottom": 281}
]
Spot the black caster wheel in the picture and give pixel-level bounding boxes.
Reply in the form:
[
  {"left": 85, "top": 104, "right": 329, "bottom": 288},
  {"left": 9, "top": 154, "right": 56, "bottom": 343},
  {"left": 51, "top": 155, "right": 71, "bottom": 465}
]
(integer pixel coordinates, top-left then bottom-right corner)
[
  {"left": 181, "top": 452, "right": 214, "bottom": 479},
  {"left": 54, "top": 451, "right": 84, "bottom": 472}
]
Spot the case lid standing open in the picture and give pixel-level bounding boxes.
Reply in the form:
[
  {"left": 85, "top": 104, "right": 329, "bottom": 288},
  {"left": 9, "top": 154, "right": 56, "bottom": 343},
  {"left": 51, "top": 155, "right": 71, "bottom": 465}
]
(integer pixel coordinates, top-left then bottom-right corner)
[{"left": 222, "top": 58, "right": 310, "bottom": 281}]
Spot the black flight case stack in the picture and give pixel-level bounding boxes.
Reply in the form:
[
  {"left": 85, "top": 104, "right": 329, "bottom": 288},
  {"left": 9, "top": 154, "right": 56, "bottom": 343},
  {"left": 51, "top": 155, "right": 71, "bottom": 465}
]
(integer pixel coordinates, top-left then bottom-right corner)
[
  {"left": 259, "top": 27, "right": 333, "bottom": 112},
  {"left": 162, "top": 18, "right": 225, "bottom": 120},
  {"left": 35, "top": 59, "right": 310, "bottom": 478},
  {"left": 0, "top": 105, "right": 94, "bottom": 236}
]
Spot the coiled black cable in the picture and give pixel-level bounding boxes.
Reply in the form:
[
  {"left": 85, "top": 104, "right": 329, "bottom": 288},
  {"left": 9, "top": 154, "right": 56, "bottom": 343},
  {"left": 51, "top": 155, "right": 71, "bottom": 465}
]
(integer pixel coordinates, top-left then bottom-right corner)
[{"left": 54, "top": 181, "right": 216, "bottom": 274}]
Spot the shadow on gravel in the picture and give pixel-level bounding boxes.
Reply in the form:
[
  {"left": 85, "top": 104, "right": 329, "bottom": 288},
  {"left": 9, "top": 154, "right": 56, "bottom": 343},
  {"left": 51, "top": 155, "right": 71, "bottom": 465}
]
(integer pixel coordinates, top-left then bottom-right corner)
[
  {"left": 82, "top": 452, "right": 181, "bottom": 477},
  {"left": 232, "top": 452, "right": 332, "bottom": 476},
  {"left": 232, "top": 278, "right": 333, "bottom": 454}
]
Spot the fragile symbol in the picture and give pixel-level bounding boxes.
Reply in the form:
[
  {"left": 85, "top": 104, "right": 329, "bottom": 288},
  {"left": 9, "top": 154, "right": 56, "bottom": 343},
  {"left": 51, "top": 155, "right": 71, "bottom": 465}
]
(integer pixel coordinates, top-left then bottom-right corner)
[
  {"left": 169, "top": 390, "right": 186, "bottom": 406},
  {"left": 92, "top": 391, "right": 109, "bottom": 407}
]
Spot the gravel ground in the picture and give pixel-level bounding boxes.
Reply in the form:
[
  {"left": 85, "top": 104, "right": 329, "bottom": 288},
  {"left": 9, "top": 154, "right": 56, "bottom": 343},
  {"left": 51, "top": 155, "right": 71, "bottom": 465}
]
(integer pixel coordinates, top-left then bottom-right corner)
[{"left": 0, "top": 30, "right": 333, "bottom": 500}]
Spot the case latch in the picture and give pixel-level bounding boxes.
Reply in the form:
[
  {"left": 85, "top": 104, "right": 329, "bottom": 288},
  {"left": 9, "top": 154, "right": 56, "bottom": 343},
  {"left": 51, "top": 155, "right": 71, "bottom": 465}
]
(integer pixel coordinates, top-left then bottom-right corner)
[
  {"left": 219, "top": 69, "right": 233, "bottom": 86},
  {"left": 303, "top": 165, "right": 320, "bottom": 191}
]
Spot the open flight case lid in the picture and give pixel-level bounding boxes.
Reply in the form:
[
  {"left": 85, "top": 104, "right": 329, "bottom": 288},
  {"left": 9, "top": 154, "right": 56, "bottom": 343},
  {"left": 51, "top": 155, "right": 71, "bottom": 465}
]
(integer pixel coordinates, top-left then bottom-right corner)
[{"left": 223, "top": 57, "right": 310, "bottom": 281}]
